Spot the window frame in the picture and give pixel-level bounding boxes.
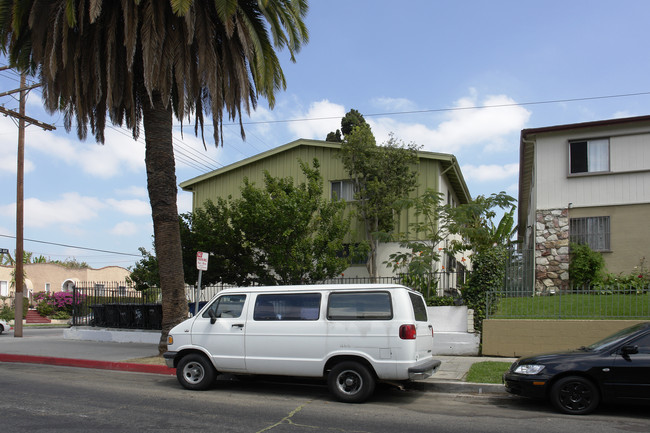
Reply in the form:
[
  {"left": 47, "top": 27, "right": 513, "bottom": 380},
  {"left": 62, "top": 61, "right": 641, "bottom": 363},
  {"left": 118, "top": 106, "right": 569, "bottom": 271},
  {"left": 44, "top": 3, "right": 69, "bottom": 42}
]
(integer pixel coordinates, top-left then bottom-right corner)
[
  {"left": 331, "top": 180, "right": 356, "bottom": 201},
  {"left": 202, "top": 294, "right": 247, "bottom": 319},
  {"left": 569, "top": 216, "right": 611, "bottom": 252},
  {"left": 568, "top": 138, "right": 610, "bottom": 175},
  {"left": 253, "top": 293, "right": 322, "bottom": 321},
  {"left": 326, "top": 291, "right": 393, "bottom": 321}
]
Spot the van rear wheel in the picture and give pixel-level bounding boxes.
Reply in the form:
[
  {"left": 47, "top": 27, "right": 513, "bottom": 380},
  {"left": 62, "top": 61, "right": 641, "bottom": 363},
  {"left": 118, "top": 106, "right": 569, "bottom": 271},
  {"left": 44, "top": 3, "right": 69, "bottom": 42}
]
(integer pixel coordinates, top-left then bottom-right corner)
[
  {"left": 328, "top": 361, "right": 375, "bottom": 403},
  {"left": 176, "top": 354, "right": 216, "bottom": 391}
]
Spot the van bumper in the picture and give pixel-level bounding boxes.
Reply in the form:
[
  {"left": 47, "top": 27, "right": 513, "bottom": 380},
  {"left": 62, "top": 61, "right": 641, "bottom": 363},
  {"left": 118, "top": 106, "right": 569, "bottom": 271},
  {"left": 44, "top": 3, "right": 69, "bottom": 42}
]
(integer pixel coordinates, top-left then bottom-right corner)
[
  {"left": 163, "top": 351, "right": 178, "bottom": 368},
  {"left": 408, "top": 358, "right": 441, "bottom": 380}
]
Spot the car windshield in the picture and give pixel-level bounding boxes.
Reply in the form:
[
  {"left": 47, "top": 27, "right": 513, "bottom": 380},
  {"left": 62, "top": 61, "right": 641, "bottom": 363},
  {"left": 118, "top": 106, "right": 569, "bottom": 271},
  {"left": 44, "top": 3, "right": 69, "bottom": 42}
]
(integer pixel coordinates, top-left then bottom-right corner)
[{"left": 586, "top": 323, "right": 648, "bottom": 351}]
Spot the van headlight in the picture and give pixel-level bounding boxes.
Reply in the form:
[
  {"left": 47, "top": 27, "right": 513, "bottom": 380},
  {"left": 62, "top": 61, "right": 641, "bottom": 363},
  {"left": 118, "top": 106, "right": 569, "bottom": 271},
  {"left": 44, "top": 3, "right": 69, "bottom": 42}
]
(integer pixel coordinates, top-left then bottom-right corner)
[{"left": 514, "top": 364, "right": 545, "bottom": 375}]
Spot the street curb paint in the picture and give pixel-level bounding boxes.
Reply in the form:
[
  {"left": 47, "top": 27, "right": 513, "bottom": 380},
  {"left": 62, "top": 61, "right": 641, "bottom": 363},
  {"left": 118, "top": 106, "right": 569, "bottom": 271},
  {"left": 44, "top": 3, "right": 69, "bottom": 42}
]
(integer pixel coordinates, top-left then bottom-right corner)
[{"left": 0, "top": 353, "right": 175, "bottom": 375}]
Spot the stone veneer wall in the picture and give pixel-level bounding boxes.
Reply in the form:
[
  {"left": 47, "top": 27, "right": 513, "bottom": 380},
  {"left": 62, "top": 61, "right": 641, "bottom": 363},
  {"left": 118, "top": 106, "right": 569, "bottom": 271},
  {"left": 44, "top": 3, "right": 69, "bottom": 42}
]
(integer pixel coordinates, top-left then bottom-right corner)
[{"left": 535, "top": 208, "right": 570, "bottom": 294}]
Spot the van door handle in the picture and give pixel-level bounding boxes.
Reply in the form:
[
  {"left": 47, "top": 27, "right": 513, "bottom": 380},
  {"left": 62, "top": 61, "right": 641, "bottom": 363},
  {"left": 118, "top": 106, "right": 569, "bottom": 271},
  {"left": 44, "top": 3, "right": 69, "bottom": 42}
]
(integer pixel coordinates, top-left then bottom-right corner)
[{"left": 232, "top": 323, "right": 244, "bottom": 329}]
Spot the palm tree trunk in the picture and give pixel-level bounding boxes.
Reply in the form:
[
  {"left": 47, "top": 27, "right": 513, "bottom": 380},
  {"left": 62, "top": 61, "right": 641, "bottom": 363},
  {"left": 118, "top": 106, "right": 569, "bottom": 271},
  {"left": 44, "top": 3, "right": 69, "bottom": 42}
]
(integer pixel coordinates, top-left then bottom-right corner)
[{"left": 142, "top": 92, "right": 188, "bottom": 355}]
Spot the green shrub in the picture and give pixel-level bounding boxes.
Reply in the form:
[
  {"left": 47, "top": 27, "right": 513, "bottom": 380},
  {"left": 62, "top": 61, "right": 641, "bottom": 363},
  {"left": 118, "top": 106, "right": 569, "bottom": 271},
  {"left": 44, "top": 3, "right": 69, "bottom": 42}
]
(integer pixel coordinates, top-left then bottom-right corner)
[
  {"left": 51, "top": 311, "right": 70, "bottom": 320},
  {"left": 462, "top": 247, "right": 506, "bottom": 332},
  {"left": 426, "top": 296, "right": 456, "bottom": 306},
  {"left": 569, "top": 243, "right": 605, "bottom": 288},
  {"left": 0, "top": 304, "right": 13, "bottom": 321}
]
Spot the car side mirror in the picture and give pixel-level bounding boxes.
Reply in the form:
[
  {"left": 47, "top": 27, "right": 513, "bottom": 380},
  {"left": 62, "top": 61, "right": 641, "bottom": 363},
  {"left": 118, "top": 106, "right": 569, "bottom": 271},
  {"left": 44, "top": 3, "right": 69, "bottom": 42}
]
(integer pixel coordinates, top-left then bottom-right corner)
[
  {"left": 208, "top": 309, "right": 217, "bottom": 325},
  {"left": 621, "top": 345, "right": 638, "bottom": 355}
]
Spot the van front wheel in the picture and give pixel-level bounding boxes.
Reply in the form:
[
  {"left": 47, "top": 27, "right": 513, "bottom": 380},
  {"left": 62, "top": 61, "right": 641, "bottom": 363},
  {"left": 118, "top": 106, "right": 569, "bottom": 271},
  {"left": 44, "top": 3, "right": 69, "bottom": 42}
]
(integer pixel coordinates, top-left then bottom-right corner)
[
  {"left": 176, "top": 354, "right": 216, "bottom": 391},
  {"left": 328, "top": 361, "right": 375, "bottom": 403}
]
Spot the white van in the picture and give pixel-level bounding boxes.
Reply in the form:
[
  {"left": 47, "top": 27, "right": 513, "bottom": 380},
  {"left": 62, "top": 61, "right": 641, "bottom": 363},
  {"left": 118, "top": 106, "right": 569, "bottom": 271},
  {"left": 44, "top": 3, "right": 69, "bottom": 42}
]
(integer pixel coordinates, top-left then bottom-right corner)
[{"left": 164, "top": 284, "right": 439, "bottom": 402}]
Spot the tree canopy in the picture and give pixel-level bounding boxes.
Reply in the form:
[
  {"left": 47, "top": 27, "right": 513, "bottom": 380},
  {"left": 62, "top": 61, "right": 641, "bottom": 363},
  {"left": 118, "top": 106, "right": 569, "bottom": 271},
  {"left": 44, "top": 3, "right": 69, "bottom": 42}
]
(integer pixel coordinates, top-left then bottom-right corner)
[
  {"left": 0, "top": 0, "right": 309, "bottom": 353},
  {"left": 338, "top": 117, "right": 419, "bottom": 278},
  {"left": 131, "top": 159, "right": 350, "bottom": 287}
]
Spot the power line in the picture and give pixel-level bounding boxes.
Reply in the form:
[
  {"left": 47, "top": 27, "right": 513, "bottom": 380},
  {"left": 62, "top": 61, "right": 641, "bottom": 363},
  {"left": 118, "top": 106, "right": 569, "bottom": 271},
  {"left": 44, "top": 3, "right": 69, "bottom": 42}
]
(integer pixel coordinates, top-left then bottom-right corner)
[
  {"left": 0, "top": 233, "right": 141, "bottom": 257},
  {"left": 216, "top": 91, "right": 650, "bottom": 127}
]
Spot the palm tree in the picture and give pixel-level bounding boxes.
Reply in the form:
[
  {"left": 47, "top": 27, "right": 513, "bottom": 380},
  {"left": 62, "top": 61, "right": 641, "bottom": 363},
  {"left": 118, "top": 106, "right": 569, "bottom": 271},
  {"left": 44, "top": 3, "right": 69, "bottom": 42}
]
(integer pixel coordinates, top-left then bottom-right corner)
[{"left": 0, "top": 0, "right": 308, "bottom": 353}]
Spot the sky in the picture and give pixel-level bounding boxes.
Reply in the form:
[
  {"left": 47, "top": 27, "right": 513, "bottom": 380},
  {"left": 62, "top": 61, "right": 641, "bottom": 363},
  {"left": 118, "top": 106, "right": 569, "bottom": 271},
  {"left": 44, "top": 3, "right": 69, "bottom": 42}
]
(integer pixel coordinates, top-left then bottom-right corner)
[{"left": 2, "top": 0, "right": 650, "bottom": 270}]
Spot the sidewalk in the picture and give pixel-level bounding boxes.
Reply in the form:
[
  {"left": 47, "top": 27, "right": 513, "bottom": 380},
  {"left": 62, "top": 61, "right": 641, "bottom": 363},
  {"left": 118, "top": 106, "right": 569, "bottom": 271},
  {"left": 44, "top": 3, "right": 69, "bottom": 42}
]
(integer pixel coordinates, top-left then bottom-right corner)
[{"left": 0, "top": 327, "right": 516, "bottom": 394}]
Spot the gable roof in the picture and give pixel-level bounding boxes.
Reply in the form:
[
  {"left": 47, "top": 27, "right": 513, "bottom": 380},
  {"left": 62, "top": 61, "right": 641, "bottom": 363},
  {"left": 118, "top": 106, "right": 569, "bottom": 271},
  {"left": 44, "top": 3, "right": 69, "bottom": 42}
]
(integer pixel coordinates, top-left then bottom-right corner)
[{"left": 180, "top": 138, "right": 472, "bottom": 204}]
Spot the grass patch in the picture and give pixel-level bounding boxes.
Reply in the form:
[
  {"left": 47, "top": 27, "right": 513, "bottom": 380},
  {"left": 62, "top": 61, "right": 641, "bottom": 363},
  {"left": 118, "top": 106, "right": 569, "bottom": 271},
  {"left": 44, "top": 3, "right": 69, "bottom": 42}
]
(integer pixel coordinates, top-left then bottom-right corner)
[
  {"left": 492, "top": 293, "right": 650, "bottom": 319},
  {"left": 465, "top": 361, "right": 511, "bottom": 384},
  {"left": 124, "top": 356, "right": 166, "bottom": 365}
]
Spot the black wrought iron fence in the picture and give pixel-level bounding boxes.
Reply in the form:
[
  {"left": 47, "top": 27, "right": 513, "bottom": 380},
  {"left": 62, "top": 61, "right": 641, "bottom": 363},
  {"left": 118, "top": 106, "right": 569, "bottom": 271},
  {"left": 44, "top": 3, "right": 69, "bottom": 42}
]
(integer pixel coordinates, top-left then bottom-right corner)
[
  {"left": 71, "top": 282, "right": 162, "bottom": 329},
  {"left": 70, "top": 273, "right": 469, "bottom": 329}
]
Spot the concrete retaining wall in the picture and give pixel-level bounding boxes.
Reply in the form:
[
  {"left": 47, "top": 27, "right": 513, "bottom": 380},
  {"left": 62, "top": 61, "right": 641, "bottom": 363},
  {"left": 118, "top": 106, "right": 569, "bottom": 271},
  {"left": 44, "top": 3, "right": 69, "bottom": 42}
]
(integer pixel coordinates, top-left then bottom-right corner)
[
  {"left": 428, "top": 306, "right": 480, "bottom": 356},
  {"left": 482, "top": 319, "right": 647, "bottom": 357}
]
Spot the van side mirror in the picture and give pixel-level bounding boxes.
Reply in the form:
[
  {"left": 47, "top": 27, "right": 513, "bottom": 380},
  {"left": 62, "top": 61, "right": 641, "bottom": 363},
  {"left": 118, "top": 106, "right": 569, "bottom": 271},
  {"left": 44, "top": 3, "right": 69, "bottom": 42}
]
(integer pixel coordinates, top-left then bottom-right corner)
[
  {"left": 208, "top": 309, "right": 217, "bottom": 324},
  {"left": 621, "top": 345, "right": 638, "bottom": 356}
]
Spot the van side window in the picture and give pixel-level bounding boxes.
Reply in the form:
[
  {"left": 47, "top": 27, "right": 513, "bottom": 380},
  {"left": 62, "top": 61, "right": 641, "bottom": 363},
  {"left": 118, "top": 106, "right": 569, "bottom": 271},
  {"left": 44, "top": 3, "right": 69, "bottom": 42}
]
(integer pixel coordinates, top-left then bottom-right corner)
[
  {"left": 202, "top": 295, "right": 246, "bottom": 319},
  {"left": 327, "top": 291, "right": 393, "bottom": 320},
  {"left": 253, "top": 293, "right": 321, "bottom": 321},
  {"left": 408, "top": 292, "right": 428, "bottom": 322}
]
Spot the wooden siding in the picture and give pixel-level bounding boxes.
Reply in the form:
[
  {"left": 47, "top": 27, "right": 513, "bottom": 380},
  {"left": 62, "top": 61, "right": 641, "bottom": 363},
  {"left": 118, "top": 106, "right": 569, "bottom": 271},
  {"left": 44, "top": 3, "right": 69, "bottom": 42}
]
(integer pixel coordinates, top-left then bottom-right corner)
[
  {"left": 535, "top": 131, "right": 650, "bottom": 210},
  {"left": 181, "top": 140, "right": 473, "bottom": 245}
]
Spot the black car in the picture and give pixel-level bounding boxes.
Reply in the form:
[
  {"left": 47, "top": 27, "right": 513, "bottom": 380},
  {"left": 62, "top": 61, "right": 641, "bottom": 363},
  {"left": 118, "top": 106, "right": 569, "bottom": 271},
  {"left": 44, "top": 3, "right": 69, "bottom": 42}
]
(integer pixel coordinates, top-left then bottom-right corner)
[{"left": 503, "top": 322, "right": 650, "bottom": 415}]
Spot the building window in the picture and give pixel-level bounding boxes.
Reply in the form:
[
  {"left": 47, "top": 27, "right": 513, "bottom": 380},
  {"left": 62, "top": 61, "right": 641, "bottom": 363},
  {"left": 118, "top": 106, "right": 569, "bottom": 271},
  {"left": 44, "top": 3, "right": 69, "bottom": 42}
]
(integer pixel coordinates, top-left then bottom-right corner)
[
  {"left": 569, "top": 138, "right": 609, "bottom": 174},
  {"left": 336, "top": 243, "right": 368, "bottom": 265},
  {"left": 331, "top": 180, "right": 355, "bottom": 201},
  {"left": 45, "top": 283, "right": 51, "bottom": 293},
  {"left": 570, "top": 216, "right": 610, "bottom": 251},
  {"left": 0, "top": 281, "right": 8, "bottom": 297}
]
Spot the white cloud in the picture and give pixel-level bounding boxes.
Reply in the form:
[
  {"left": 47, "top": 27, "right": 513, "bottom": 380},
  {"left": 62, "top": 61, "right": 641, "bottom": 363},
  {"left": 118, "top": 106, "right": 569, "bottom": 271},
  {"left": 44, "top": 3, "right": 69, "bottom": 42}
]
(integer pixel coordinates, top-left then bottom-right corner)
[
  {"left": 26, "top": 125, "right": 145, "bottom": 179},
  {"left": 111, "top": 221, "right": 139, "bottom": 236},
  {"left": 372, "top": 97, "right": 417, "bottom": 112},
  {"left": 0, "top": 152, "right": 35, "bottom": 175},
  {"left": 0, "top": 117, "right": 35, "bottom": 176},
  {"left": 461, "top": 163, "right": 519, "bottom": 182},
  {"left": 13, "top": 193, "right": 106, "bottom": 228},
  {"left": 115, "top": 186, "right": 148, "bottom": 198},
  {"left": 370, "top": 90, "right": 531, "bottom": 154},
  {"left": 287, "top": 99, "right": 346, "bottom": 140},
  {"left": 177, "top": 190, "right": 193, "bottom": 214},
  {"left": 106, "top": 199, "right": 151, "bottom": 216}
]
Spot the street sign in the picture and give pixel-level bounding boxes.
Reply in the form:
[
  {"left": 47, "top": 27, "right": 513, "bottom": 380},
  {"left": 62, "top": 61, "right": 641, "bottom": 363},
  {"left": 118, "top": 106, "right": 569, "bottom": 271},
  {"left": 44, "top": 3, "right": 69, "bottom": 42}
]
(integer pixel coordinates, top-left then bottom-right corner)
[
  {"left": 196, "top": 251, "right": 209, "bottom": 271},
  {"left": 0, "top": 248, "right": 9, "bottom": 254}
]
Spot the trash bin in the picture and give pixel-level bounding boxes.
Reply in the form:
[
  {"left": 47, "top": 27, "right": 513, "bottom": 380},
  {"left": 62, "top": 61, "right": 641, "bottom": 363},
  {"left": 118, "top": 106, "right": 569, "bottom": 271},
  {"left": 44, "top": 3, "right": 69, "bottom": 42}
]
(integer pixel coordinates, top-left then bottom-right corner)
[
  {"left": 188, "top": 301, "right": 208, "bottom": 316},
  {"left": 105, "top": 303, "right": 120, "bottom": 328},
  {"left": 90, "top": 304, "right": 106, "bottom": 327},
  {"left": 132, "top": 304, "right": 146, "bottom": 329},
  {"left": 117, "top": 304, "right": 135, "bottom": 328},
  {"left": 143, "top": 304, "right": 162, "bottom": 330}
]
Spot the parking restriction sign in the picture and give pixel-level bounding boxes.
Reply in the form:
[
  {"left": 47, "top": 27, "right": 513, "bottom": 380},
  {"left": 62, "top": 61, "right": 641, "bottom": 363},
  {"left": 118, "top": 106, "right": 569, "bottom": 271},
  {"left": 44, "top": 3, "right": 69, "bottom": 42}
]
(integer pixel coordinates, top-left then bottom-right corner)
[{"left": 196, "top": 251, "right": 209, "bottom": 271}]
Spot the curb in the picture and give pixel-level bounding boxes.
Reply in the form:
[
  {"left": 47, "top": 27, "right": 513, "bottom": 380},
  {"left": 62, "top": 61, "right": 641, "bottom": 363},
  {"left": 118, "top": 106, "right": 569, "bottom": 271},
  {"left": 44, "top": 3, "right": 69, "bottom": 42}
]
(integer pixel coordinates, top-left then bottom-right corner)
[
  {"left": 0, "top": 354, "right": 176, "bottom": 375},
  {"left": 413, "top": 380, "right": 507, "bottom": 395},
  {"left": 0, "top": 353, "right": 507, "bottom": 395}
]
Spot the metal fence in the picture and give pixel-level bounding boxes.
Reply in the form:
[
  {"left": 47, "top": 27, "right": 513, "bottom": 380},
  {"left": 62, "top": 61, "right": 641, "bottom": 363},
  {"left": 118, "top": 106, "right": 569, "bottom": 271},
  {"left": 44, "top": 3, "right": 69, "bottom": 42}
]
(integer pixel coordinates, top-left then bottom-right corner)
[
  {"left": 69, "top": 273, "right": 468, "bottom": 328},
  {"left": 487, "top": 284, "right": 650, "bottom": 319},
  {"left": 71, "top": 282, "right": 162, "bottom": 328}
]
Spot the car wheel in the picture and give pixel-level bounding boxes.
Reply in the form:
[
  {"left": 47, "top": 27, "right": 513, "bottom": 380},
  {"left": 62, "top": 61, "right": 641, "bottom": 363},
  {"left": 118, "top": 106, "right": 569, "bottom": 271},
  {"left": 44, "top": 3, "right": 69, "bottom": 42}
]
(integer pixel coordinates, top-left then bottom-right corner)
[
  {"left": 550, "top": 375, "right": 600, "bottom": 415},
  {"left": 0, "top": 325, "right": 4, "bottom": 334},
  {"left": 176, "top": 354, "right": 216, "bottom": 391},
  {"left": 328, "top": 361, "right": 375, "bottom": 403}
]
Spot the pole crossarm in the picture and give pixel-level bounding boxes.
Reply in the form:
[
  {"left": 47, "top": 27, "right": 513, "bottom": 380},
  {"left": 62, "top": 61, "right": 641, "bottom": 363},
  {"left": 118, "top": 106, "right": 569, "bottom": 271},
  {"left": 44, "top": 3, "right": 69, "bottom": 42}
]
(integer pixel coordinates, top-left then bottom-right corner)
[
  {"left": 0, "top": 105, "right": 55, "bottom": 131},
  {"left": 0, "top": 82, "right": 43, "bottom": 97}
]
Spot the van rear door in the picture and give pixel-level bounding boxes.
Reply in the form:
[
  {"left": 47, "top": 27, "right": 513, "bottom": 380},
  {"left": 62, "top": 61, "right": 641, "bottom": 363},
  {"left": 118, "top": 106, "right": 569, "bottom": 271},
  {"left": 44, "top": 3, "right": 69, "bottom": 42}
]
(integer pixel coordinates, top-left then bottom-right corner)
[{"left": 408, "top": 292, "right": 434, "bottom": 359}]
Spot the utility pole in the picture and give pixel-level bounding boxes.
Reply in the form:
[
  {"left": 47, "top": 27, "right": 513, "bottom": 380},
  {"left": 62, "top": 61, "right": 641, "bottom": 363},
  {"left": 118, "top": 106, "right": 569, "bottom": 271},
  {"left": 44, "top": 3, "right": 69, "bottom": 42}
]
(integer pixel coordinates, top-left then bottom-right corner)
[
  {"left": 1, "top": 70, "right": 55, "bottom": 337},
  {"left": 14, "top": 74, "right": 26, "bottom": 337}
]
